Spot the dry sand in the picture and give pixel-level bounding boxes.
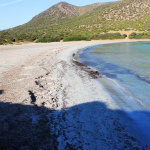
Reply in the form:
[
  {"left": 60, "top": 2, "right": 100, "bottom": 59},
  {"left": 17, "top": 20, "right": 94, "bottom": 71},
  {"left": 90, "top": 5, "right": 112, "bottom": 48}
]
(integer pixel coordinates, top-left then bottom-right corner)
[{"left": 0, "top": 40, "right": 149, "bottom": 149}]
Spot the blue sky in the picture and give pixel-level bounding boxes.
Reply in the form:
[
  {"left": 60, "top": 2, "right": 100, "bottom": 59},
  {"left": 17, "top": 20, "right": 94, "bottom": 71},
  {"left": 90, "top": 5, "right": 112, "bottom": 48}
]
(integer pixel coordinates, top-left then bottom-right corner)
[{"left": 0, "top": 0, "right": 120, "bottom": 30}]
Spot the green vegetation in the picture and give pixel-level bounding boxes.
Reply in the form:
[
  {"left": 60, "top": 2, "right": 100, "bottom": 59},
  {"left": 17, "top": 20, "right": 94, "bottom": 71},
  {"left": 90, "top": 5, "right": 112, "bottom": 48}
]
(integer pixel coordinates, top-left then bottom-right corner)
[
  {"left": 125, "top": 28, "right": 131, "bottom": 31},
  {"left": 63, "top": 36, "right": 90, "bottom": 42},
  {"left": 91, "top": 33, "right": 126, "bottom": 40},
  {"left": 129, "top": 32, "right": 150, "bottom": 39},
  {"left": 35, "top": 37, "right": 60, "bottom": 43},
  {"left": 35, "top": 33, "right": 126, "bottom": 42}
]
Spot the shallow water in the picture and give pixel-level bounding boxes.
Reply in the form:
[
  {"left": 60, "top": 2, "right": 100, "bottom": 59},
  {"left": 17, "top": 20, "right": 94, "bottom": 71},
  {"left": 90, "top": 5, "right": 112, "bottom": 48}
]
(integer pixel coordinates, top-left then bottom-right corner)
[
  {"left": 78, "top": 42, "right": 150, "bottom": 110},
  {"left": 76, "top": 41, "right": 150, "bottom": 148}
]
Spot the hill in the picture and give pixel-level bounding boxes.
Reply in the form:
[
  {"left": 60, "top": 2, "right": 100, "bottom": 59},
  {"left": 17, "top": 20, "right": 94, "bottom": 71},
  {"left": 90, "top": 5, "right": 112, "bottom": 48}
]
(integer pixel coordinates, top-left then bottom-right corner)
[
  {"left": 1, "top": 0, "right": 150, "bottom": 43},
  {"left": 73, "top": 0, "right": 150, "bottom": 31},
  {"left": 22, "top": 2, "right": 111, "bottom": 30}
]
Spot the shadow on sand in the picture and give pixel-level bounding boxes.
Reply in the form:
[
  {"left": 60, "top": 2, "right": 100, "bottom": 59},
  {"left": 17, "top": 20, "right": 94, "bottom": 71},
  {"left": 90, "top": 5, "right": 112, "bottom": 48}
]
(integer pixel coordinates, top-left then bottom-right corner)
[
  {"left": 0, "top": 90, "right": 4, "bottom": 94},
  {"left": 0, "top": 101, "right": 149, "bottom": 149}
]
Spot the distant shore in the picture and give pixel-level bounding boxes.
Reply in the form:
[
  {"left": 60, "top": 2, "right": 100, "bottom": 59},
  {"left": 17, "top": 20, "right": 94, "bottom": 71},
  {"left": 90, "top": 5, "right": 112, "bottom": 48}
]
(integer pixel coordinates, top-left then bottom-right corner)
[
  {"left": 0, "top": 40, "right": 149, "bottom": 149},
  {"left": 1, "top": 37, "right": 150, "bottom": 47}
]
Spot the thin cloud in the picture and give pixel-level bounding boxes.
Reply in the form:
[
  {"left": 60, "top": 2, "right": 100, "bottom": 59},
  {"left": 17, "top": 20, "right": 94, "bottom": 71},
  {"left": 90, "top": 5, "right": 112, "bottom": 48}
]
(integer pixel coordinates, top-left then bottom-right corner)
[
  {"left": 0, "top": 0, "right": 24, "bottom": 7},
  {"left": 0, "top": 25, "right": 12, "bottom": 30}
]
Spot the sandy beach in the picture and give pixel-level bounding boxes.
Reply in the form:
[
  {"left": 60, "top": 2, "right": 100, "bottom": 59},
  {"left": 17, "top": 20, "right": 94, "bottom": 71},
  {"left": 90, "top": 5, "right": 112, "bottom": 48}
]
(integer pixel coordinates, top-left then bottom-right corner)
[{"left": 0, "top": 40, "right": 149, "bottom": 149}]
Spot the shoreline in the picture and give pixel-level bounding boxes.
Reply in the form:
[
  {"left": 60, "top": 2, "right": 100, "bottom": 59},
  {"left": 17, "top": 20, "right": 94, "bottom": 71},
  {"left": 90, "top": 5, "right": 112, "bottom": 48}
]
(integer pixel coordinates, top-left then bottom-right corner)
[
  {"left": 0, "top": 40, "right": 149, "bottom": 149},
  {"left": 73, "top": 41, "right": 150, "bottom": 146},
  {"left": 1, "top": 38, "right": 150, "bottom": 47},
  {"left": 72, "top": 41, "right": 150, "bottom": 110}
]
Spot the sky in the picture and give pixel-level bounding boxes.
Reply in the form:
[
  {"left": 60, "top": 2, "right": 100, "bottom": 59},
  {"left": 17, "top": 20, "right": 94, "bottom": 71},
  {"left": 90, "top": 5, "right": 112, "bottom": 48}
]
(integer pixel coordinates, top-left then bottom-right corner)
[{"left": 0, "top": 0, "right": 120, "bottom": 30}]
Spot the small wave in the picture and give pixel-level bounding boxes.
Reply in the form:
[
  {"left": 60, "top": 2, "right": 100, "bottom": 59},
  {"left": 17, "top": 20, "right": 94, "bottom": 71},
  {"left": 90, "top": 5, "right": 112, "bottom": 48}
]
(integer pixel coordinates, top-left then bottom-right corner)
[{"left": 78, "top": 41, "right": 150, "bottom": 110}]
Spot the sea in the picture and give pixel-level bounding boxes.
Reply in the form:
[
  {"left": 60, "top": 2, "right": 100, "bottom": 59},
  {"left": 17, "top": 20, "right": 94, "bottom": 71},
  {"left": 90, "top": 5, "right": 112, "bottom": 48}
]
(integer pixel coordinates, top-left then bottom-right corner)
[
  {"left": 77, "top": 41, "right": 150, "bottom": 111},
  {"left": 75, "top": 41, "right": 150, "bottom": 147}
]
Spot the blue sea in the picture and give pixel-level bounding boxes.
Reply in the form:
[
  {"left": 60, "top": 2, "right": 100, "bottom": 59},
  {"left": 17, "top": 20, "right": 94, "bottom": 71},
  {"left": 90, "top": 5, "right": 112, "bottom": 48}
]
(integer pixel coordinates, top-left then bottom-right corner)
[{"left": 77, "top": 42, "right": 150, "bottom": 111}]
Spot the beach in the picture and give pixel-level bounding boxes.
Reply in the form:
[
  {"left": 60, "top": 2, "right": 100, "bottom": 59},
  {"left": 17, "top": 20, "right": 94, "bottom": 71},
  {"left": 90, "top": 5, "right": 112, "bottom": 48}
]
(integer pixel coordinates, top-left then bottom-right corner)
[{"left": 0, "top": 40, "right": 149, "bottom": 149}]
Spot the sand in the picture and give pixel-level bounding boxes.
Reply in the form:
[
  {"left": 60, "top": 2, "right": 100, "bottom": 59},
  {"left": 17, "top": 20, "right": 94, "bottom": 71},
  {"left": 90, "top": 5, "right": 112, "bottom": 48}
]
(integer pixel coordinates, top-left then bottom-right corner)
[{"left": 0, "top": 40, "right": 149, "bottom": 149}]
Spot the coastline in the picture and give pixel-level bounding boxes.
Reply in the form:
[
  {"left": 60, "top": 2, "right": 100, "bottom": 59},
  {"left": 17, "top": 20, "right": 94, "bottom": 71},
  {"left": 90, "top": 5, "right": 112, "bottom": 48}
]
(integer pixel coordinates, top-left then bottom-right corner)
[
  {"left": 0, "top": 40, "right": 149, "bottom": 149},
  {"left": 73, "top": 41, "right": 150, "bottom": 146}
]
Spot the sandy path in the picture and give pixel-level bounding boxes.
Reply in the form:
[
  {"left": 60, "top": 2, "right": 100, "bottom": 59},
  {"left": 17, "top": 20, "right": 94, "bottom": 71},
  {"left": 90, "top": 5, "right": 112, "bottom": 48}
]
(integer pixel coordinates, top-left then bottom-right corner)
[{"left": 0, "top": 40, "right": 148, "bottom": 149}]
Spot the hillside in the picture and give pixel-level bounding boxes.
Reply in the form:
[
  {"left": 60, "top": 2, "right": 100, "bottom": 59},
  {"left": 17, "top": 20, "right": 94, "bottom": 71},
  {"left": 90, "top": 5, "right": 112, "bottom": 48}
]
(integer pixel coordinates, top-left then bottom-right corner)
[
  {"left": 72, "top": 0, "right": 150, "bottom": 30},
  {"left": 26, "top": 2, "right": 80, "bottom": 27},
  {"left": 1, "top": 0, "right": 150, "bottom": 43},
  {"left": 24, "top": 2, "right": 112, "bottom": 27}
]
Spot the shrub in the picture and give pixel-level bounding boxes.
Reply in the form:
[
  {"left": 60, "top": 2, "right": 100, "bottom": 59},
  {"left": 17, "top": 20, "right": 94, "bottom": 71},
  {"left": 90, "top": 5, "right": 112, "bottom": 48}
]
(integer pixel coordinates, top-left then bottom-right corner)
[
  {"left": 27, "top": 37, "right": 36, "bottom": 42},
  {"left": 129, "top": 32, "right": 136, "bottom": 39},
  {"left": 86, "top": 38, "right": 91, "bottom": 41},
  {"left": 7, "top": 37, "right": 14, "bottom": 42},
  {"left": 123, "top": 34, "right": 127, "bottom": 37},
  {"left": 8, "top": 42, "right": 13, "bottom": 44},
  {"left": 63, "top": 36, "right": 89, "bottom": 42},
  {"left": 0, "top": 42, "right": 3, "bottom": 45},
  {"left": 125, "top": 28, "right": 131, "bottom": 31},
  {"left": 91, "top": 33, "right": 126, "bottom": 40},
  {"left": 129, "top": 32, "right": 150, "bottom": 39},
  {"left": 35, "top": 37, "right": 60, "bottom": 43}
]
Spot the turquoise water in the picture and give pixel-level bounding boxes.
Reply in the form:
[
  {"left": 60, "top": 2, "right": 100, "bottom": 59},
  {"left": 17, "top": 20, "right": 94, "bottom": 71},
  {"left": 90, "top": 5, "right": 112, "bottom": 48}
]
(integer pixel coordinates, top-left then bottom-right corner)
[{"left": 78, "top": 42, "right": 150, "bottom": 110}]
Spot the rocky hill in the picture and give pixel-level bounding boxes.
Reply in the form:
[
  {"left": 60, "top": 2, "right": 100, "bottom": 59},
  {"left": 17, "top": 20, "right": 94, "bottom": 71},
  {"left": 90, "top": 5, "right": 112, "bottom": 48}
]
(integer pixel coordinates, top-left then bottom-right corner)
[
  {"left": 28, "top": 2, "right": 81, "bottom": 27},
  {"left": 25, "top": 2, "right": 112, "bottom": 28}
]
